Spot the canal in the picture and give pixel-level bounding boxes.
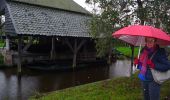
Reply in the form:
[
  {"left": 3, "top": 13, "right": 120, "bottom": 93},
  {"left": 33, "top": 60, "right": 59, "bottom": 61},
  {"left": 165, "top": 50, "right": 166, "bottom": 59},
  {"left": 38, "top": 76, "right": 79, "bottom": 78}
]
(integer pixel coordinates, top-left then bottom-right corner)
[{"left": 0, "top": 59, "right": 131, "bottom": 100}]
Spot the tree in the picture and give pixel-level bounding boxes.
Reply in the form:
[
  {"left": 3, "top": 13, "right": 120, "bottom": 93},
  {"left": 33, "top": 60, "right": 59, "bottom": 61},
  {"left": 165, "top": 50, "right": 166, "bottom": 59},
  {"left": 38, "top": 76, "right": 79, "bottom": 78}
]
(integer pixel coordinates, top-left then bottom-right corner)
[
  {"left": 137, "top": 0, "right": 170, "bottom": 32},
  {"left": 86, "top": 0, "right": 132, "bottom": 63},
  {"left": 86, "top": 0, "right": 170, "bottom": 62}
]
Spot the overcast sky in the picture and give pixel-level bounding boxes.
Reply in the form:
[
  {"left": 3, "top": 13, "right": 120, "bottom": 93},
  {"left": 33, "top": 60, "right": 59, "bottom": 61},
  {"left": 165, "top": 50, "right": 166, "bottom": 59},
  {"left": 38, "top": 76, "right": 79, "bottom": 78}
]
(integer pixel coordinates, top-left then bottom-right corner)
[{"left": 73, "top": 0, "right": 93, "bottom": 12}]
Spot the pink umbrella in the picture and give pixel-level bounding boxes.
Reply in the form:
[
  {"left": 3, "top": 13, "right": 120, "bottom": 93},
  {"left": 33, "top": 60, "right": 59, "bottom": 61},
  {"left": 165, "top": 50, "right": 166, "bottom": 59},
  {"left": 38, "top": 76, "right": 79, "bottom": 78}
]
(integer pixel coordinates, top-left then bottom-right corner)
[
  {"left": 113, "top": 25, "right": 170, "bottom": 76},
  {"left": 113, "top": 25, "right": 170, "bottom": 46}
]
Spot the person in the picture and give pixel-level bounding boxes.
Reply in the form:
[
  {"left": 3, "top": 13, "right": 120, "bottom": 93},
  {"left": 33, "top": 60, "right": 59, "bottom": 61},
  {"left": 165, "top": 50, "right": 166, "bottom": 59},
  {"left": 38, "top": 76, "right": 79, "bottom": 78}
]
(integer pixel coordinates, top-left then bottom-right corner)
[{"left": 134, "top": 37, "right": 170, "bottom": 100}]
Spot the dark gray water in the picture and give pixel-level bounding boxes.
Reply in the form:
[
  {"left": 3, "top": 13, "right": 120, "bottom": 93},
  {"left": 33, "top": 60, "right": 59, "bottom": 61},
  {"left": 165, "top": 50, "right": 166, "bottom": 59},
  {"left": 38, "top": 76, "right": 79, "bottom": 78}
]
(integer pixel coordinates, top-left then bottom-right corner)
[{"left": 0, "top": 59, "right": 131, "bottom": 100}]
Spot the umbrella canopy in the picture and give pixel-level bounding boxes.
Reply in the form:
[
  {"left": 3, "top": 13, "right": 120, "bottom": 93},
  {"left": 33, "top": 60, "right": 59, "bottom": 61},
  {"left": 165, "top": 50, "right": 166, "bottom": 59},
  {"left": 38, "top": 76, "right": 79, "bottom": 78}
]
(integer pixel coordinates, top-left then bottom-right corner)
[{"left": 112, "top": 25, "right": 170, "bottom": 46}]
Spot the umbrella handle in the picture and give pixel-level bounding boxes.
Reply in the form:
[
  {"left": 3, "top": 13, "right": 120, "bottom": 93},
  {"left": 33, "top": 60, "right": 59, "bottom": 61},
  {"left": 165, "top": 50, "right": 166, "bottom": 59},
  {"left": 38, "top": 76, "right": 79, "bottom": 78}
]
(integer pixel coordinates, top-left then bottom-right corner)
[
  {"left": 135, "top": 65, "right": 138, "bottom": 69},
  {"left": 137, "top": 43, "right": 142, "bottom": 58},
  {"left": 135, "top": 37, "right": 143, "bottom": 68}
]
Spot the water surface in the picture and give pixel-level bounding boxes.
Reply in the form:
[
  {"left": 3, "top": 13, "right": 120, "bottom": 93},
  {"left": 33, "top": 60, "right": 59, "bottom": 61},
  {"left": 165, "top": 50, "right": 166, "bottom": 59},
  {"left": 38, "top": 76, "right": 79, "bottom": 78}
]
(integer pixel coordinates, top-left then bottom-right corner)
[{"left": 0, "top": 59, "right": 131, "bottom": 100}]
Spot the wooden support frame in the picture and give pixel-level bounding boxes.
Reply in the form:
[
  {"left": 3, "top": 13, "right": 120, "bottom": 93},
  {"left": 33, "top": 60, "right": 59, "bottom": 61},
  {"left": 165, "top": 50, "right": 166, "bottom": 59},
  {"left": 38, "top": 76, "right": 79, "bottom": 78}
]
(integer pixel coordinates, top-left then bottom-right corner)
[
  {"left": 65, "top": 38, "right": 74, "bottom": 52},
  {"left": 23, "top": 36, "right": 33, "bottom": 52},
  {"left": 65, "top": 38, "right": 87, "bottom": 68}
]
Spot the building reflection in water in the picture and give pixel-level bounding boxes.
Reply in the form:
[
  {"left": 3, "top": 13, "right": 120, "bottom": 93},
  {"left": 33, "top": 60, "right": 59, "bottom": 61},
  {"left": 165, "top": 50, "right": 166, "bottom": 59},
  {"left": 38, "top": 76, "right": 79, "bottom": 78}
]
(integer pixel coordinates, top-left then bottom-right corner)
[{"left": 0, "top": 59, "right": 131, "bottom": 100}]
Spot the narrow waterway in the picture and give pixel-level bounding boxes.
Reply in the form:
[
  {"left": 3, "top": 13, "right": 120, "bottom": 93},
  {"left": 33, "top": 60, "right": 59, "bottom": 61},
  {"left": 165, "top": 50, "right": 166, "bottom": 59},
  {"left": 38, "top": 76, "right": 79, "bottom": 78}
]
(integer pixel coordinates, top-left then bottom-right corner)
[{"left": 0, "top": 59, "right": 131, "bottom": 100}]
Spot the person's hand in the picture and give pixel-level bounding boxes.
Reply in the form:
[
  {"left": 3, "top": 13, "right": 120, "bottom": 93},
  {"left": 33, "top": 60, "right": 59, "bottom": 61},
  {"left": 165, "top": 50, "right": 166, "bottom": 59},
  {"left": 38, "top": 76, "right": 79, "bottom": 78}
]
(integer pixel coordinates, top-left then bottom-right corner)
[
  {"left": 147, "top": 59, "right": 155, "bottom": 69},
  {"left": 134, "top": 58, "right": 139, "bottom": 65}
]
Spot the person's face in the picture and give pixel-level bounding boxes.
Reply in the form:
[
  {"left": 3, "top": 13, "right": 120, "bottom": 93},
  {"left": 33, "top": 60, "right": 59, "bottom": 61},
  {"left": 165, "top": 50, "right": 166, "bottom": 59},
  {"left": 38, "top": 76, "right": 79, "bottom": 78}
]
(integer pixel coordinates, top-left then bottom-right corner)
[{"left": 145, "top": 38, "right": 156, "bottom": 48}]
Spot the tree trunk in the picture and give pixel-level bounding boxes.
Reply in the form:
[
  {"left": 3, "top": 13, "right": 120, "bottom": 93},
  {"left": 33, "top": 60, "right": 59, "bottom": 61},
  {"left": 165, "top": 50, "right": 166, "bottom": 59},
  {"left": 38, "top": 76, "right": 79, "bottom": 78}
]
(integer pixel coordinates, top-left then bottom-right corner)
[
  {"left": 107, "top": 43, "right": 112, "bottom": 64},
  {"left": 130, "top": 45, "right": 134, "bottom": 77},
  {"left": 137, "top": 0, "right": 145, "bottom": 25}
]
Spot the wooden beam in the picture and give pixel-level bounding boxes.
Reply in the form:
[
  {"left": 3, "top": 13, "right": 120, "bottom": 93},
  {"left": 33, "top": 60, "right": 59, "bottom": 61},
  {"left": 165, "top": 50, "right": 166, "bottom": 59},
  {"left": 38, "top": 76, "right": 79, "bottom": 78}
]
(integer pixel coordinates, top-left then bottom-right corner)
[
  {"left": 77, "top": 40, "right": 86, "bottom": 51},
  {"left": 64, "top": 38, "right": 87, "bottom": 68},
  {"left": 65, "top": 38, "right": 74, "bottom": 52},
  {"left": 50, "top": 37, "right": 56, "bottom": 60},
  {"left": 73, "top": 39, "right": 86, "bottom": 68},
  {"left": 23, "top": 36, "right": 33, "bottom": 52},
  {"left": 72, "top": 39, "right": 77, "bottom": 68}
]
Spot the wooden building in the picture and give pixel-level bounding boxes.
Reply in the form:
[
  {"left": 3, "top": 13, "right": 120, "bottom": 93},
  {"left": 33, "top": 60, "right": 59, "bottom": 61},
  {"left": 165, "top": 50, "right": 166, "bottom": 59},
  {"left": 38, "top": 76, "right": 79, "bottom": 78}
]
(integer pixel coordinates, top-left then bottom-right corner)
[{"left": 0, "top": 0, "right": 97, "bottom": 71}]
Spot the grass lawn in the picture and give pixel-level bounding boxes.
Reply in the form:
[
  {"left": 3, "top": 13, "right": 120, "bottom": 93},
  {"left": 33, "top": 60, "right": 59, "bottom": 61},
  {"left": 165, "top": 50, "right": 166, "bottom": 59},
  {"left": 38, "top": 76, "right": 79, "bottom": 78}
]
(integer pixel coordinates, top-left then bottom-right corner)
[
  {"left": 29, "top": 73, "right": 170, "bottom": 100},
  {"left": 116, "top": 46, "right": 139, "bottom": 58},
  {"left": 0, "top": 41, "right": 5, "bottom": 47},
  {"left": 116, "top": 46, "right": 170, "bottom": 59}
]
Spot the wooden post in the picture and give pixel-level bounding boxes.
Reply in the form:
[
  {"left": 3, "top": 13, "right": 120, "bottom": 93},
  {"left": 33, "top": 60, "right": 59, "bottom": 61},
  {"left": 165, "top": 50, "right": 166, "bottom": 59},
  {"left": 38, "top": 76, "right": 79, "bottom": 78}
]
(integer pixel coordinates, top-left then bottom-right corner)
[
  {"left": 73, "top": 39, "right": 87, "bottom": 68},
  {"left": 65, "top": 38, "right": 86, "bottom": 68},
  {"left": 72, "top": 39, "right": 77, "bottom": 68},
  {"left": 5, "top": 36, "right": 10, "bottom": 51},
  {"left": 83, "top": 43, "right": 87, "bottom": 59},
  {"left": 17, "top": 36, "right": 22, "bottom": 73},
  {"left": 130, "top": 45, "right": 134, "bottom": 77},
  {"left": 50, "top": 37, "right": 56, "bottom": 60}
]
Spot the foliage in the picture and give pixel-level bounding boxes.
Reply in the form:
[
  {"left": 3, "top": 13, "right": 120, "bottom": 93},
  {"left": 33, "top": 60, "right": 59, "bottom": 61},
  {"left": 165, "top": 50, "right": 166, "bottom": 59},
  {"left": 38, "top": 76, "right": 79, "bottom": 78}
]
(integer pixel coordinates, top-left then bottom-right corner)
[
  {"left": 87, "top": 0, "right": 131, "bottom": 57},
  {"left": 0, "top": 16, "right": 5, "bottom": 44},
  {"left": 30, "top": 73, "right": 170, "bottom": 100},
  {"left": 86, "top": 0, "right": 170, "bottom": 58},
  {"left": 136, "top": 0, "right": 170, "bottom": 32}
]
